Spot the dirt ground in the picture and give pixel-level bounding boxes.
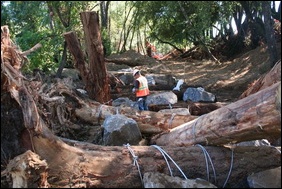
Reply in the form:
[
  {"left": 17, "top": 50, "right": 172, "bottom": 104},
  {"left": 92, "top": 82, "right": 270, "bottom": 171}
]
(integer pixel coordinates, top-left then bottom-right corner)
[{"left": 107, "top": 42, "right": 281, "bottom": 103}]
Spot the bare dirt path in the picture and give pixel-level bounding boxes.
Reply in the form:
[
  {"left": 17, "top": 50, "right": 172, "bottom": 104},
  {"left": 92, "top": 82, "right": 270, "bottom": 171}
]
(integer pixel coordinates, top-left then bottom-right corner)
[{"left": 108, "top": 43, "right": 280, "bottom": 103}]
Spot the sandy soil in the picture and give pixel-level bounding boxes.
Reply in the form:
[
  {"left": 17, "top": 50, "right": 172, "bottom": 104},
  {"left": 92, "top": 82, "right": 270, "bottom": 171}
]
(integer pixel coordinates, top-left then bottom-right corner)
[{"left": 107, "top": 42, "right": 281, "bottom": 103}]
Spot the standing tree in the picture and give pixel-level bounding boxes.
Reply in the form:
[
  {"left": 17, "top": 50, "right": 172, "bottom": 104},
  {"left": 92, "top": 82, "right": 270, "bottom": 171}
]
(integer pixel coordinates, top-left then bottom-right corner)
[
  {"left": 80, "top": 11, "right": 110, "bottom": 103},
  {"left": 64, "top": 11, "right": 110, "bottom": 104},
  {"left": 262, "top": 1, "right": 279, "bottom": 68}
]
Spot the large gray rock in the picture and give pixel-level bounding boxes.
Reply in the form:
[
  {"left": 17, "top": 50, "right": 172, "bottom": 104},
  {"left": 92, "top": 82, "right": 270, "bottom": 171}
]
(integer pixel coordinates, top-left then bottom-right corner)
[
  {"left": 146, "top": 91, "right": 178, "bottom": 105},
  {"left": 183, "top": 87, "right": 216, "bottom": 102},
  {"left": 235, "top": 139, "right": 271, "bottom": 146},
  {"left": 247, "top": 167, "right": 281, "bottom": 188},
  {"left": 112, "top": 97, "right": 139, "bottom": 110},
  {"left": 152, "top": 74, "right": 176, "bottom": 86},
  {"left": 143, "top": 172, "right": 217, "bottom": 188},
  {"left": 102, "top": 114, "right": 142, "bottom": 146},
  {"left": 61, "top": 68, "right": 80, "bottom": 81}
]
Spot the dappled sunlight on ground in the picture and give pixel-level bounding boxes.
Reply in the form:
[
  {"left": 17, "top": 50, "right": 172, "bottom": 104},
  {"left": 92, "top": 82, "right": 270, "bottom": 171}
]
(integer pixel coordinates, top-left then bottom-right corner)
[{"left": 108, "top": 42, "right": 280, "bottom": 102}]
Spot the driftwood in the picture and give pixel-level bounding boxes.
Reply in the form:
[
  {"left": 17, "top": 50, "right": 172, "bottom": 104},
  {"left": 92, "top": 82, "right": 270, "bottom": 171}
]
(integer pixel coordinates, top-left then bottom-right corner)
[{"left": 151, "top": 81, "right": 281, "bottom": 146}]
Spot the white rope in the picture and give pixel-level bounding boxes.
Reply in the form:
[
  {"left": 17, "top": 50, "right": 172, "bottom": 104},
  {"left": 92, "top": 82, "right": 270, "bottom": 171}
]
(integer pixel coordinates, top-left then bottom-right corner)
[
  {"left": 222, "top": 148, "right": 234, "bottom": 188},
  {"left": 271, "top": 145, "right": 281, "bottom": 154},
  {"left": 168, "top": 103, "right": 172, "bottom": 109},
  {"left": 192, "top": 117, "right": 200, "bottom": 143},
  {"left": 97, "top": 104, "right": 104, "bottom": 118},
  {"left": 152, "top": 145, "right": 173, "bottom": 176},
  {"left": 123, "top": 143, "right": 143, "bottom": 185},
  {"left": 168, "top": 113, "right": 176, "bottom": 128},
  {"left": 195, "top": 144, "right": 217, "bottom": 183},
  {"left": 151, "top": 145, "right": 188, "bottom": 180},
  {"left": 115, "top": 106, "right": 119, "bottom": 114}
]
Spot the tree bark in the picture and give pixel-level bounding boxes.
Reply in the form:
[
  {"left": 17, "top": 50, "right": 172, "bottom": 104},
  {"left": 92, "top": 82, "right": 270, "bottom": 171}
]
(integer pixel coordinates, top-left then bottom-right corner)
[
  {"left": 4, "top": 64, "right": 280, "bottom": 188},
  {"left": 11, "top": 131, "right": 282, "bottom": 188},
  {"left": 4, "top": 56, "right": 278, "bottom": 188},
  {"left": 55, "top": 41, "right": 67, "bottom": 78},
  {"left": 262, "top": 1, "right": 279, "bottom": 68},
  {"left": 80, "top": 11, "right": 111, "bottom": 104},
  {"left": 63, "top": 31, "right": 90, "bottom": 89},
  {"left": 151, "top": 82, "right": 281, "bottom": 146},
  {"left": 100, "top": 1, "right": 110, "bottom": 29}
]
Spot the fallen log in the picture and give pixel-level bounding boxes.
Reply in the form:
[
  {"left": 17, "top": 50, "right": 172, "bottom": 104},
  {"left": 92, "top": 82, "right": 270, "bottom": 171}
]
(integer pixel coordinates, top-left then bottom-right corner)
[
  {"left": 3, "top": 81, "right": 281, "bottom": 188},
  {"left": 2, "top": 23, "right": 281, "bottom": 189},
  {"left": 151, "top": 82, "right": 281, "bottom": 146},
  {"left": 7, "top": 131, "right": 281, "bottom": 188},
  {"left": 75, "top": 104, "right": 198, "bottom": 135},
  {"left": 239, "top": 60, "right": 281, "bottom": 99},
  {"left": 7, "top": 68, "right": 279, "bottom": 188},
  {"left": 149, "top": 101, "right": 226, "bottom": 116},
  {"left": 187, "top": 102, "right": 226, "bottom": 116}
]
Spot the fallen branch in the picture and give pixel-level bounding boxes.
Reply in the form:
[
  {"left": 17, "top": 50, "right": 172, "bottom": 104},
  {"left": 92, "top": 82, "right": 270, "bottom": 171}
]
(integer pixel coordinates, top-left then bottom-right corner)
[{"left": 21, "top": 43, "right": 42, "bottom": 56}]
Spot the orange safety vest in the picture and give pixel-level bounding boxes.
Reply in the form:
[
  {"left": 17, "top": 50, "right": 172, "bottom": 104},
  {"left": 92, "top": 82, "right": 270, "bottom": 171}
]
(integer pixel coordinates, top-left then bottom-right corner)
[{"left": 136, "top": 76, "right": 150, "bottom": 97}]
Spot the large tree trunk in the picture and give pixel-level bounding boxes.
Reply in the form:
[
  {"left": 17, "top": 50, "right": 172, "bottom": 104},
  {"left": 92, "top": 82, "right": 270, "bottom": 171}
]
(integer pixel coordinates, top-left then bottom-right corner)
[
  {"left": 262, "top": 1, "right": 279, "bottom": 68},
  {"left": 2, "top": 74, "right": 281, "bottom": 188},
  {"left": 8, "top": 130, "right": 282, "bottom": 188},
  {"left": 3, "top": 74, "right": 279, "bottom": 188},
  {"left": 151, "top": 81, "right": 281, "bottom": 146},
  {"left": 80, "top": 11, "right": 111, "bottom": 104}
]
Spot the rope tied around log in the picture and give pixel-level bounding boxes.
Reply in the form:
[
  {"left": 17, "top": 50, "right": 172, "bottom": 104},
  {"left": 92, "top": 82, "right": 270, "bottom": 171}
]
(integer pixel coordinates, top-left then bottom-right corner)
[
  {"left": 195, "top": 143, "right": 235, "bottom": 187},
  {"left": 97, "top": 104, "right": 104, "bottom": 124},
  {"left": 192, "top": 116, "right": 201, "bottom": 143},
  {"left": 168, "top": 113, "right": 176, "bottom": 128},
  {"left": 222, "top": 146, "right": 234, "bottom": 188},
  {"left": 195, "top": 144, "right": 217, "bottom": 183},
  {"left": 123, "top": 143, "right": 143, "bottom": 186},
  {"left": 151, "top": 145, "right": 188, "bottom": 180},
  {"left": 115, "top": 106, "right": 120, "bottom": 115}
]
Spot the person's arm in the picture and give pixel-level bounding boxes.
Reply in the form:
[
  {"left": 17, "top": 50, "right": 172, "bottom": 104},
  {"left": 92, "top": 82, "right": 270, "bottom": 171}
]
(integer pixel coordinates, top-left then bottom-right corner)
[
  {"left": 134, "top": 80, "right": 139, "bottom": 89},
  {"left": 132, "top": 80, "right": 139, "bottom": 93}
]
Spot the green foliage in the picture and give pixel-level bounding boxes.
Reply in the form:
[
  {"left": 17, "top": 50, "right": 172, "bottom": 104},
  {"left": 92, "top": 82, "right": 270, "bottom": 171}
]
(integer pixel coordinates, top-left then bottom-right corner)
[
  {"left": 1, "top": 2, "right": 11, "bottom": 26},
  {"left": 101, "top": 28, "right": 112, "bottom": 56},
  {"left": 1, "top": 1, "right": 89, "bottom": 74},
  {"left": 2, "top": 1, "right": 276, "bottom": 69},
  {"left": 132, "top": 1, "right": 229, "bottom": 50}
]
